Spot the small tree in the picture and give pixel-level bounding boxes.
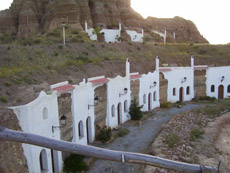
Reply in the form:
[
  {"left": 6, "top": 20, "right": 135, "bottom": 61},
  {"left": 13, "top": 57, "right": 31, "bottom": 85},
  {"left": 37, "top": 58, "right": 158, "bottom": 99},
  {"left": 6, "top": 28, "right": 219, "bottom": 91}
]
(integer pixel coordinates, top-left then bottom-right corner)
[{"left": 129, "top": 98, "right": 143, "bottom": 120}]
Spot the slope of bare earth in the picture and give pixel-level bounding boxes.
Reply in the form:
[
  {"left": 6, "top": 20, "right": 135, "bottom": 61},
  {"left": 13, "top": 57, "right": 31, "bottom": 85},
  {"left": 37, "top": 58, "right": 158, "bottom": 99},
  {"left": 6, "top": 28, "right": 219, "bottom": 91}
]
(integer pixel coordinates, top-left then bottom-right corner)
[{"left": 143, "top": 100, "right": 230, "bottom": 172}]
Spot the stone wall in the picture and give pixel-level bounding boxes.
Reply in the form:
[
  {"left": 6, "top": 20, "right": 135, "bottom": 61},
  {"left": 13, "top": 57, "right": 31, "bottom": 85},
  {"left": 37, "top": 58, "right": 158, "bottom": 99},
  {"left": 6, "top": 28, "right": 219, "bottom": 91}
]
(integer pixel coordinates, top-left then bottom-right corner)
[
  {"left": 0, "top": 108, "right": 28, "bottom": 173},
  {"left": 130, "top": 79, "right": 140, "bottom": 103},
  {"left": 94, "top": 84, "right": 107, "bottom": 136}
]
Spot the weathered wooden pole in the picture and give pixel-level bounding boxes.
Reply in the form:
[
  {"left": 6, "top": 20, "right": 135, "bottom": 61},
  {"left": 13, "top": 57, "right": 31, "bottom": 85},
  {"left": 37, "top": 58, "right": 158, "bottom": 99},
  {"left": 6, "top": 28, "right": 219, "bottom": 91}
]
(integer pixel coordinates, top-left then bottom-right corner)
[{"left": 0, "top": 126, "right": 217, "bottom": 173}]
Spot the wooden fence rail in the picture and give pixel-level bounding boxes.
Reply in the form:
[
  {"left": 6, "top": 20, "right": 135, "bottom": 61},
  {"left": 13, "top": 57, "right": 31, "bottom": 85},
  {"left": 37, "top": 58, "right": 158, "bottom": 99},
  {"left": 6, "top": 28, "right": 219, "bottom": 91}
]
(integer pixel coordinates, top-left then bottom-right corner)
[{"left": 0, "top": 126, "right": 217, "bottom": 173}]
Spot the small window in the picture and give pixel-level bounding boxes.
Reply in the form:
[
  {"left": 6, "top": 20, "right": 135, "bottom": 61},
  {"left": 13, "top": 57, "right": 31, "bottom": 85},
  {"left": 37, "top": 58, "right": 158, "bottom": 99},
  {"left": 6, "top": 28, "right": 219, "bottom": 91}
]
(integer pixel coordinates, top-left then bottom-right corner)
[
  {"left": 143, "top": 94, "right": 146, "bottom": 104},
  {"left": 78, "top": 121, "right": 84, "bottom": 137},
  {"left": 153, "top": 92, "right": 156, "bottom": 101},
  {"left": 186, "top": 86, "right": 190, "bottom": 95},
  {"left": 228, "top": 85, "right": 230, "bottom": 93},
  {"left": 43, "top": 108, "right": 48, "bottom": 120},
  {"left": 173, "top": 88, "right": 176, "bottom": 96},
  {"left": 111, "top": 105, "right": 115, "bottom": 117},
  {"left": 124, "top": 100, "right": 128, "bottom": 112},
  {"left": 211, "top": 85, "right": 215, "bottom": 92}
]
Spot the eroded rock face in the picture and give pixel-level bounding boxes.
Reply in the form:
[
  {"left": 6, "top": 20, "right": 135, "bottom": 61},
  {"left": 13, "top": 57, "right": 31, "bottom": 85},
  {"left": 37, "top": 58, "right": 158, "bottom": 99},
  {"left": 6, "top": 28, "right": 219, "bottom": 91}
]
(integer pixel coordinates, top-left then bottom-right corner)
[
  {"left": 146, "top": 16, "right": 208, "bottom": 43},
  {"left": 0, "top": 0, "right": 207, "bottom": 41}
]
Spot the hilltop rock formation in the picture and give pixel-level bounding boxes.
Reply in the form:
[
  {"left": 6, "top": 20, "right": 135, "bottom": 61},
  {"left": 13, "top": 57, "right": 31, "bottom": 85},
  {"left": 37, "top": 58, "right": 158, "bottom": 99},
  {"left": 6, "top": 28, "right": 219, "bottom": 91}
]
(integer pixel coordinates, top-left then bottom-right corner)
[
  {"left": 0, "top": 0, "right": 208, "bottom": 43},
  {"left": 146, "top": 16, "right": 207, "bottom": 43}
]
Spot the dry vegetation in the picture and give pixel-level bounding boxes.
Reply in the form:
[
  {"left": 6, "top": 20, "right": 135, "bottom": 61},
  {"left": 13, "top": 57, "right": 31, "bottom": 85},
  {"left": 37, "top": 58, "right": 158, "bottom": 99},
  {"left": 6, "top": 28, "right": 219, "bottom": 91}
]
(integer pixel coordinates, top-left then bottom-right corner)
[
  {"left": 0, "top": 28, "right": 230, "bottom": 107},
  {"left": 144, "top": 99, "right": 230, "bottom": 172}
]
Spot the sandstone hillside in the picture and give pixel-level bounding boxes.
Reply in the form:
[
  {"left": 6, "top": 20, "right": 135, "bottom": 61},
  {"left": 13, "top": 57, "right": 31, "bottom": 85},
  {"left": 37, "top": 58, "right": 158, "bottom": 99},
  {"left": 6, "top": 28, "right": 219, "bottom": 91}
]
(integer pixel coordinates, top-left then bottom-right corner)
[{"left": 0, "top": 0, "right": 208, "bottom": 43}]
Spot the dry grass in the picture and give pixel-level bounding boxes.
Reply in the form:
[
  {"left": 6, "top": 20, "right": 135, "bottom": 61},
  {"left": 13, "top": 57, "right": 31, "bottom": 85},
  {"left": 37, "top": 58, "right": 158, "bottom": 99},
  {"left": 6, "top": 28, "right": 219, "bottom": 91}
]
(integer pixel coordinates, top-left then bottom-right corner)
[{"left": 213, "top": 116, "right": 230, "bottom": 143}]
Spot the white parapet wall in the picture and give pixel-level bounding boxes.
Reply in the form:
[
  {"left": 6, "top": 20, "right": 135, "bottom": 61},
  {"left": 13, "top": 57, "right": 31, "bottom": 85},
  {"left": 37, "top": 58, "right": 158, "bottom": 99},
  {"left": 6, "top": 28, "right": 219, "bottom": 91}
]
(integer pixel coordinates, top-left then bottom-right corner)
[
  {"left": 106, "top": 75, "right": 131, "bottom": 128},
  {"left": 126, "top": 29, "right": 144, "bottom": 43},
  {"left": 152, "top": 29, "right": 167, "bottom": 44},
  {"left": 71, "top": 79, "right": 95, "bottom": 145},
  {"left": 139, "top": 71, "right": 160, "bottom": 111},
  {"left": 139, "top": 58, "right": 160, "bottom": 111},
  {"left": 160, "top": 57, "right": 195, "bottom": 103},
  {"left": 206, "top": 66, "right": 230, "bottom": 99},
  {"left": 85, "top": 21, "right": 97, "bottom": 41},
  {"left": 10, "top": 91, "right": 63, "bottom": 173},
  {"left": 106, "top": 59, "right": 130, "bottom": 127},
  {"left": 100, "top": 29, "right": 121, "bottom": 43}
]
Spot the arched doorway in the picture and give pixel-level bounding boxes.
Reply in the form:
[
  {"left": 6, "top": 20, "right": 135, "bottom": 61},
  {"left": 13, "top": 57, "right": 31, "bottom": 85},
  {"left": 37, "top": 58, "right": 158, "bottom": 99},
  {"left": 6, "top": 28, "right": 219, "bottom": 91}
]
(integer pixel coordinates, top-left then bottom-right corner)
[
  {"left": 117, "top": 103, "right": 122, "bottom": 125},
  {"left": 40, "top": 149, "right": 48, "bottom": 172},
  {"left": 148, "top": 93, "right": 152, "bottom": 111},
  {"left": 179, "top": 87, "right": 183, "bottom": 102},
  {"left": 218, "top": 85, "right": 224, "bottom": 99},
  {"left": 86, "top": 116, "right": 92, "bottom": 144}
]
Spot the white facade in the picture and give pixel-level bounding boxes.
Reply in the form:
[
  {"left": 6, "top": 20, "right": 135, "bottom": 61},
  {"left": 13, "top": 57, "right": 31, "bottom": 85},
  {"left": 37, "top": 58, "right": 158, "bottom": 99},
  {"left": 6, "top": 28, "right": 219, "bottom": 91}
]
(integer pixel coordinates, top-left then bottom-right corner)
[
  {"left": 160, "top": 58, "right": 194, "bottom": 103},
  {"left": 152, "top": 29, "right": 167, "bottom": 44},
  {"left": 71, "top": 79, "right": 95, "bottom": 145},
  {"left": 126, "top": 29, "right": 144, "bottom": 43},
  {"left": 100, "top": 29, "right": 121, "bottom": 43},
  {"left": 206, "top": 66, "right": 230, "bottom": 99},
  {"left": 100, "top": 23, "right": 121, "bottom": 43},
  {"left": 85, "top": 22, "right": 97, "bottom": 41},
  {"left": 10, "top": 91, "right": 63, "bottom": 173},
  {"left": 106, "top": 59, "right": 131, "bottom": 128},
  {"left": 139, "top": 58, "right": 160, "bottom": 111}
]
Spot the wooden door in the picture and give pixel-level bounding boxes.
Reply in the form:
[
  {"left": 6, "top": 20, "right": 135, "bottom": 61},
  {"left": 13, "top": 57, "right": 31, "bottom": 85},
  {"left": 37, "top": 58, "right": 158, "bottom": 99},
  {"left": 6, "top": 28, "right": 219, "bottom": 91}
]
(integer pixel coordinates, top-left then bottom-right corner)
[
  {"left": 179, "top": 87, "right": 183, "bottom": 102},
  {"left": 86, "top": 117, "right": 89, "bottom": 144},
  {"left": 218, "top": 85, "right": 224, "bottom": 99},
  {"left": 148, "top": 93, "right": 151, "bottom": 111},
  {"left": 117, "top": 103, "right": 121, "bottom": 124}
]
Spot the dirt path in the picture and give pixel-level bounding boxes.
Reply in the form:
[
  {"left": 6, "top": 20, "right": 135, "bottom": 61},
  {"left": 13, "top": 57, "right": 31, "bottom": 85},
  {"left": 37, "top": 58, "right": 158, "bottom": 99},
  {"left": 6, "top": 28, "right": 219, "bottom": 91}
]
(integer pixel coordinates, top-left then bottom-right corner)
[{"left": 88, "top": 104, "right": 200, "bottom": 173}]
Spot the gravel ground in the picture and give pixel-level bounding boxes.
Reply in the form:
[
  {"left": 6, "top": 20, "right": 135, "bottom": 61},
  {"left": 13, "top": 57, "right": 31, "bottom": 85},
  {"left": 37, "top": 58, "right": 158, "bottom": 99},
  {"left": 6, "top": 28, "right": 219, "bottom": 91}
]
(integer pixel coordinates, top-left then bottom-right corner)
[{"left": 89, "top": 104, "right": 200, "bottom": 173}]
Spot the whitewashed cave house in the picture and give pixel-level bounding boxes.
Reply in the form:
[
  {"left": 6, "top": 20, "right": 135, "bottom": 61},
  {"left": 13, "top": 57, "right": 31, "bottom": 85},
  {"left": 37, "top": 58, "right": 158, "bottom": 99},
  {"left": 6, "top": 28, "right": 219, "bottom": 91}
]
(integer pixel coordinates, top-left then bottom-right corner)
[
  {"left": 100, "top": 23, "right": 121, "bottom": 43},
  {"left": 71, "top": 76, "right": 109, "bottom": 145},
  {"left": 126, "top": 29, "right": 144, "bottom": 43},
  {"left": 139, "top": 57, "right": 160, "bottom": 111},
  {"left": 159, "top": 57, "right": 195, "bottom": 103},
  {"left": 85, "top": 21, "right": 97, "bottom": 41},
  {"left": 206, "top": 66, "right": 230, "bottom": 99},
  {"left": 106, "top": 59, "right": 131, "bottom": 128},
  {"left": 9, "top": 91, "right": 63, "bottom": 173}
]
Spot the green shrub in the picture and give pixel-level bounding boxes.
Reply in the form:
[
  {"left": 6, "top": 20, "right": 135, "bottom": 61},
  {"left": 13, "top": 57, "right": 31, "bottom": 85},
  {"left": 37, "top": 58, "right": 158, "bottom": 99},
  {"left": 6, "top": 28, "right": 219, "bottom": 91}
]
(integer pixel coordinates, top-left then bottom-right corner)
[
  {"left": 160, "top": 101, "right": 171, "bottom": 108},
  {"left": 129, "top": 98, "right": 143, "bottom": 120},
  {"left": 63, "top": 154, "right": 89, "bottom": 173},
  {"left": 4, "top": 81, "right": 11, "bottom": 86},
  {"left": 97, "top": 126, "right": 112, "bottom": 143},
  {"left": 58, "top": 45, "right": 63, "bottom": 49},
  {"left": 47, "top": 30, "right": 60, "bottom": 37},
  {"left": 1, "top": 96, "right": 8, "bottom": 103},
  {"left": 190, "top": 128, "right": 204, "bottom": 141},
  {"left": 34, "top": 38, "right": 41, "bottom": 44},
  {"left": 118, "top": 128, "right": 130, "bottom": 137},
  {"left": 199, "top": 96, "right": 216, "bottom": 101},
  {"left": 165, "top": 133, "right": 180, "bottom": 147}
]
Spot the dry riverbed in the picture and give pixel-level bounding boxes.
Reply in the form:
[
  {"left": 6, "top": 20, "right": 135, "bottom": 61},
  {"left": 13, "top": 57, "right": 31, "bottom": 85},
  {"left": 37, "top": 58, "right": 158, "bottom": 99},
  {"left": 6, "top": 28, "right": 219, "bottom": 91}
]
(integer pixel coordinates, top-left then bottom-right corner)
[{"left": 143, "top": 100, "right": 230, "bottom": 173}]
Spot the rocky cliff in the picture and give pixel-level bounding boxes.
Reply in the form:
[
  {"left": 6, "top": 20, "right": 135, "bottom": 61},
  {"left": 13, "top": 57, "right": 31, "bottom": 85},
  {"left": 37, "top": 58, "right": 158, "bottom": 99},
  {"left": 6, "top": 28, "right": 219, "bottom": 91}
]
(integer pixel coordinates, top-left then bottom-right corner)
[
  {"left": 0, "top": 0, "right": 208, "bottom": 43},
  {"left": 146, "top": 16, "right": 208, "bottom": 43}
]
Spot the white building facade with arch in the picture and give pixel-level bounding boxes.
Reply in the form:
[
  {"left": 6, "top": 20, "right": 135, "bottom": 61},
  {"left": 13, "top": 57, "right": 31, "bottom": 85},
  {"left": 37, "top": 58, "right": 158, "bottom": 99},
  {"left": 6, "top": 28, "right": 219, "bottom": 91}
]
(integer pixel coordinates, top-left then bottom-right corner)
[
  {"left": 10, "top": 91, "right": 63, "bottom": 173},
  {"left": 160, "top": 58, "right": 194, "bottom": 103},
  {"left": 206, "top": 66, "right": 230, "bottom": 99}
]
